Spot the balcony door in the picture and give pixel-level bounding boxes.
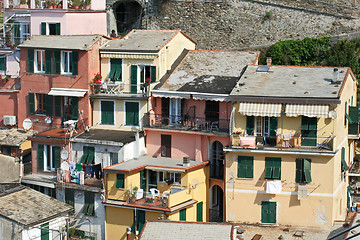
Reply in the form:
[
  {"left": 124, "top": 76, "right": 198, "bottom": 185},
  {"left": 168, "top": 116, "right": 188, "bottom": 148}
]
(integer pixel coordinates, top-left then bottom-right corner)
[{"left": 169, "top": 98, "right": 181, "bottom": 124}]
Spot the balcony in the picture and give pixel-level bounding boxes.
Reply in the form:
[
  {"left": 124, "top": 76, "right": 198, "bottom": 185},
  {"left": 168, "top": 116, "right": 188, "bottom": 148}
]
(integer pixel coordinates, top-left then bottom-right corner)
[
  {"left": 145, "top": 113, "right": 229, "bottom": 135},
  {"left": 4, "top": 0, "right": 92, "bottom": 10},
  {"left": 230, "top": 132, "right": 335, "bottom": 152},
  {"left": 90, "top": 82, "right": 149, "bottom": 98}
]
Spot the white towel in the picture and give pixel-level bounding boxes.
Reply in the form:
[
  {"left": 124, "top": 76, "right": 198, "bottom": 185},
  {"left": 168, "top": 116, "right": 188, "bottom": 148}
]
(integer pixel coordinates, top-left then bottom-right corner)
[{"left": 266, "top": 180, "right": 282, "bottom": 194}]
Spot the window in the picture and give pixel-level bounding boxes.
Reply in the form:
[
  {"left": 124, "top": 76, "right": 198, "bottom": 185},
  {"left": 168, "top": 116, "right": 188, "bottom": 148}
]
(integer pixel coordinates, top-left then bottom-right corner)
[
  {"left": 63, "top": 96, "right": 79, "bottom": 120},
  {"left": 205, "top": 101, "right": 219, "bottom": 122},
  {"left": 110, "top": 152, "right": 118, "bottom": 165},
  {"left": 109, "top": 59, "right": 122, "bottom": 81},
  {"left": 158, "top": 171, "right": 166, "bottom": 182},
  {"left": 341, "top": 148, "right": 349, "bottom": 172},
  {"left": 237, "top": 156, "right": 253, "bottom": 178},
  {"left": 296, "top": 158, "right": 312, "bottom": 183},
  {"left": 130, "top": 65, "right": 156, "bottom": 93},
  {"left": 264, "top": 157, "right": 281, "bottom": 180},
  {"left": 125, "top": 102, "right": 139, "bottom": 126},
  {"left": 348, "top": 106, "right": 359, "bottom": 135},
  {"left": 36, "top": 93, "right": 46, "bottom": 114},
  {"left": 148, "top": 170, "right": 157, "bottom": 189},
  {"left": 169, "top": 98, "right": 181, "bottom": 124},
  {"left": 35, "top": 50, "right": 45, "bottom": 73},
  {"left": 14, "top": 22, "right": 30, "bottom": 45},
  {"left": 0, "top": 56, "right": 6, "bottom": 71},
  {"left": 41, "top": 22, "right": 60, "bottom": 35},
  {"left": 132, "top": 210, "right": 145, "bottom": 233},
  {"left": 65, "top": 188, "right": 74, "bottom": 206},
  {"left": 261, "top": 201, "right": 276, "bottom": 224},
  {"left": 301, "top": 116, "right": 317, "bottom": 146},
  {"left": 161, "top": 134, "right": 171, "bottom": 157},
  {"left": 116, "top": 174, "right": 124, "bottom": 188},
  {"left": 37, "top": 145, "right": 60, "bottom": 172},
  {"left": 83, "top": 191, "right": 95, "bottom": 216},
  {"left": 179, "top": 209, "right": 186, "bottom": 221},
  {"left": 80, "top": 146, "right": 95, "bottom": 165},
  {"left": 196, "top": 202, "right": 203, "bottom": 222},
  {"left": 61, "top": 51, "right": 73, "bottom": 74},
  {"left": 1, "top": 146, "right": 11, "bottom": 156},
  {"left": 255, "top": 116, "right": 270, "bottom": 136},
  {"left": 169, "top": 172, "right": 181, "bottom": 184},
  {"left": 101, "top": 101, "right": 114, "bottom": 125},
  {"left": 41, "top": 222, "right": 49, "bottom": 240}
]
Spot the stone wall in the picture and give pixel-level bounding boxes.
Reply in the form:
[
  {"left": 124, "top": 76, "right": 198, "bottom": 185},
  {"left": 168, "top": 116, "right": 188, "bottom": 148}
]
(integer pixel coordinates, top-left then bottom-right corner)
[{"left": 139, "top": 0, "right": 360, "bottom": 49}]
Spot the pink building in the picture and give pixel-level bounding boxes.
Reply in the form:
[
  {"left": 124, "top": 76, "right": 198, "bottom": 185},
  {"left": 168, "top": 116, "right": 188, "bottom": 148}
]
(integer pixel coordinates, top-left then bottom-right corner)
[
  {"left": 17, "top": 35, "right": 108, "bottom": 132},
  {"left": 144, "top": 50, "right": 259, "bottom": 222}
]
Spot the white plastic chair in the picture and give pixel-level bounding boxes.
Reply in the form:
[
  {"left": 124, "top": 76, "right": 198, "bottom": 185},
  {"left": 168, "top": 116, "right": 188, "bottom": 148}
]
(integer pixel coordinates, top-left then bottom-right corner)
[
  {"left": 150, "top": 188, "right": 160, "bottom": 199},
  {"left": 162, "top": 190, "right": 171, "bottom": 199}
]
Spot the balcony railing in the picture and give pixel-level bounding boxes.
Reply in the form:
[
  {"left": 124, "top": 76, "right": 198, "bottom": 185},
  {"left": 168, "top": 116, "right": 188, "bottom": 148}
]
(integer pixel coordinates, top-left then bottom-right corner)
[
  {"left": 126, "top": 187, "right": 191, "bottom": 209},
  {"left": 231, "top": 133, "right": 335, "bottom": 151},
  {"left": 91, "top": 82, "right": 149, "bottom": 96},
  {"left": 5, "top": 0, "right": 91, "bottom": 10},
  {"left": 145, "top": 113, "right": 229, "bottom": 133}
]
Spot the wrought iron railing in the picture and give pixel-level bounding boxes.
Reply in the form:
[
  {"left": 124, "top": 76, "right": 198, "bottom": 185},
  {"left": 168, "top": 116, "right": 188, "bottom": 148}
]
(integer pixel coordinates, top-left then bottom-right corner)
[{"left": 91, "top": 82, "right": 149, "bottom": 95}]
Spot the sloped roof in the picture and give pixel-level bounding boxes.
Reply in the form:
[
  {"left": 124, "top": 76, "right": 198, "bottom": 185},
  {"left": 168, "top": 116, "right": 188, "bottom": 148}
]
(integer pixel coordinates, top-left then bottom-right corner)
[
  {"left": 100, "top": 29, "right": 196, "bottom": 53},
  {"left": 230, "top": 65, "right": 351, "bottom": 100},
  {"left": 0, "top": 185, "right": 73, "bottom": 226},
  {"left": 71, "top": 129, "right": 144, "bottom": 144},
  {"left": 19, "top": 35, "right": 105, "bottom": 50},
  {"left": 0, "top": 128, "right": 36, "bottom": 146},
  {"left": 154, "top": 50, "right": 259, "bottom": 94},
  {"left": 139, "top": 221, "right": 234, "bottom": 240}
]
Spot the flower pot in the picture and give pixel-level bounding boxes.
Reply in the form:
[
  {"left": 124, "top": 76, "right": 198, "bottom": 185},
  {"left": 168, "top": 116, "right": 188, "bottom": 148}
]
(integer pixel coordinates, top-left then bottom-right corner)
[
  {"left": 85, "top": 4, "right": 90, "bottom": 9},
  {"left": 49, "top": 5, "right": 53, "bottom": 8},
  {"left": 19, "top": 4, "right": 28, "bottom": 8},
  {"left": 73, "top": 5, "right": 79, "bottom": 9}
]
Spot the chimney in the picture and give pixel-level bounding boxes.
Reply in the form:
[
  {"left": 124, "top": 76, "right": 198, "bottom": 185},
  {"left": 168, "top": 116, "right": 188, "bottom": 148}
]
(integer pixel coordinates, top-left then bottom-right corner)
[
  {"left": 266, "top": 57, "right": 272, "bottom": 66},
  {"left": 183, "top": 156, "right": 190, "bottom": 167},
  {"left": 333, "top": 68, "right": 339, "bottom": 83}
]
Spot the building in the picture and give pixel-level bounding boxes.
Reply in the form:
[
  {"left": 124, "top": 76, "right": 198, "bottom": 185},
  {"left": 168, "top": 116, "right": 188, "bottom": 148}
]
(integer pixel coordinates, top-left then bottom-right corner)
[
  {"left": 17, "top": 34, "right": 109, "bottom": 132},
  {"left": 90, "top": 29, "right": 196, "bottom": 131},
  {"left": 0, "top": 183, "right": 73, "bottom": 240},
  {"left": 103, "top": 156, "right": 209, "bottom": 240},
  {"left": 144, "top": 50, "right": 259, "bottom": 221},
  {"left": 225, "top": 65, "right": 358, "bottom": 227}
]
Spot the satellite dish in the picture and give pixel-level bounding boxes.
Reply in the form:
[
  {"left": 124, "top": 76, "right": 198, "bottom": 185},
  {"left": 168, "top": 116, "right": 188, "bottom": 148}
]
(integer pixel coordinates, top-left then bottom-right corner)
[
  {"left": 229, "top": 172, "right": 234, "bottom": 179},
  {"left": 60, "top": 161, "right": 69, "bottom": 171},
  {"left": 22, "top": 119, "right": 33, "bottom": 131},
  {"left": 329, "top": 111, "right": 337, "bottom": 120},
  {"left": 190, "top": 179, "right": 200, "bottom": 189},
  {"left": 61, "top": 149, "right": 69, "bottom": 160}
]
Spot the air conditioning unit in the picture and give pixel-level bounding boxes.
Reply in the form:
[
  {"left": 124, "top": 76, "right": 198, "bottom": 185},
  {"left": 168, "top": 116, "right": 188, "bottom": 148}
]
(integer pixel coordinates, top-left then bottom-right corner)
[{"left": 3, "top": 115, "right": 16, "bottom": 126}]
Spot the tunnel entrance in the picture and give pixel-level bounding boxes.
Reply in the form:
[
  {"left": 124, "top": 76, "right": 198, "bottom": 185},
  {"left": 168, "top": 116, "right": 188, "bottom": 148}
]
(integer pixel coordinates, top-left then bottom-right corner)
[{"left": 113, "top": 1, "right": 143, "bottom": 34}]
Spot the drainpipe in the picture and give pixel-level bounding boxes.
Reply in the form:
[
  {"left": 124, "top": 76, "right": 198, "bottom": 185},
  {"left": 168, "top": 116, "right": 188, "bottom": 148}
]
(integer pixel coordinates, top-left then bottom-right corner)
[{"left": 19, "top": 149, "right": 23, "bottom": 179}]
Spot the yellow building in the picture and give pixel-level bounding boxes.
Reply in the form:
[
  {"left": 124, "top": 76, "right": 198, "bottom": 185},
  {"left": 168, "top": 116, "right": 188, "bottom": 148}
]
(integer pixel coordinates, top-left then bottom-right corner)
[
  {"left": 91, "top": 29, "right": 196, "bottom": 131},
  {"left": 103, "top": 156, "right": 209, "bottom": 240},
  {"left": 224, "top": 65, "right": 358, "bottom": 227}
]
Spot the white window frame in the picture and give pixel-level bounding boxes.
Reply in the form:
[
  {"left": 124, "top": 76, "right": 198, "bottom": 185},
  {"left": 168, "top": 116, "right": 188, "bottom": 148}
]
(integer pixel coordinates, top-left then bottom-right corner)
[
  {"left": 124, "top": 101, "right": 140, "bottom": 127},
  {"left": 20, "top": 22, "right": 30, "bottom": 43},
  {"left": 43, "top": 145, "right": 55, "bottom": 172},
  {"left": 100, "top": 100, "right": 116, "bottom": 126},
  {"left": 34, "top": 49, "right": 45, "bottom": 73},
  {"left": 169, "top": 98, "right": 181, "bottom": 124},
  {"left": 168, "top": 172, "right": 181, "bottom": 185},
  {"left": 61, "top": 51, "right": 72, "bottom": 74},
  {"left": 254, "top": 116, "right": 270, "bottom": 137},
  {"left": 137, "top": 64, "right": 152, "bottom": 93}
]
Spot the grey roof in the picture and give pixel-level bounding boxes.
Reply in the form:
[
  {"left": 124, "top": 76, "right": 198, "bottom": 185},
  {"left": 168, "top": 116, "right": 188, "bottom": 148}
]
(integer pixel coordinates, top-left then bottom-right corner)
[
  {"left": 230, "top": 65, "right": 350, "bottom": 99},
  {"left": 105, "top": 155, "right": 207, "bottom": 172},
  {"left": 19, "top": 35, "right": 104, "bottom": 50},
  {"left": 71, "top": 129, "right": 144, "bottom": 144},
  {"left": 100, "top": 29, "right": 193, "bottom": 53},
  {"left": 154, "top": 50, "right": 259, "bottom": 93},
  {"left": 0, "top": 128, "right": 36, "bottom": 146},
  {"left": 0, "top": 185, "right": 73, "bottom": 226},
  {"left": 139, "top": 221, "right": 234, "bottom": 240}
]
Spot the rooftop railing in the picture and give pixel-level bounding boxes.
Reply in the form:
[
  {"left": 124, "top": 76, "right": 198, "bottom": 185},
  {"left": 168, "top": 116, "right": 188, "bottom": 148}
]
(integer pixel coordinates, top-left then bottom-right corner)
[{"left": 90, "top": 82, "right": 149, "bottom": 96}]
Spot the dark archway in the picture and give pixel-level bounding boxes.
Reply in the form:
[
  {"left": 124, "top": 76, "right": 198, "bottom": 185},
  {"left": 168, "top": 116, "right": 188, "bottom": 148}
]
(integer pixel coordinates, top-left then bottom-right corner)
[
  {"left": 209, "top": 185, "right": 223, "bottom": 222},
  {"left": 113, "top": 1, "right": 143, "bottom": 34},
  {"left": 210, "top": 141, "right": 224, "bottom": 180}
]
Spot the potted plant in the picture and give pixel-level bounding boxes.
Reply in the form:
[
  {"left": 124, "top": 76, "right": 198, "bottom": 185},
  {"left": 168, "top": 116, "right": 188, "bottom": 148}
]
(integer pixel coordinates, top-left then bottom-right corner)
[
  {"left": 47, "top": 0, "right": 56, "bottom": 8},
  {"left": 129, "top": 186, "right": 138, "bottom": 202},
  {"left": 84, "top": 0, "right": 91, "bottom": 9},
  {"left": 71, "top": 0, "right": 82, "bottom": 9},
  {"left": 19, "top": 0, "right": 28, "bottom": 8}
]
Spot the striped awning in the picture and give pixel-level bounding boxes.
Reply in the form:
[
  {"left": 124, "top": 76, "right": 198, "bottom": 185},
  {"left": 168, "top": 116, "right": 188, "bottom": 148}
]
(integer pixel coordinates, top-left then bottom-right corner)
[
  {"left": 238, "top": 102, "right": 282, "bottom": 117},
  {"left": 285, "top": 104, "right": 329, "bottom": 118}
]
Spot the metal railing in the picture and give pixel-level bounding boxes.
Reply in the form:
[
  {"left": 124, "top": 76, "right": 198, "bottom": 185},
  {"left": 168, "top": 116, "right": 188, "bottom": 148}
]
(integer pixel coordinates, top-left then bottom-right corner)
[
  {"left": 127, "top": 189, "right": 169, "bottom": 208},
  {"left": 145, "top": 113, "right": 230, "bottom": 133},
  {"left": 91, "top": 82, "right": 149, "bottom": 95}
]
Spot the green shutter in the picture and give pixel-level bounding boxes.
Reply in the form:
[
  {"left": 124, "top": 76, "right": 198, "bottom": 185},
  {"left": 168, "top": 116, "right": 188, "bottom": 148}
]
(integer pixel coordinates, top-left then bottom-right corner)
[
  {"left": 150, "top": 66, "right": 156, "bottom": 83},
  {"left": 341, "top": 147, "right": 349, "bottom": 171},
  {"left": 41, "top": 22, "right": 47, "bottom": 35},
  {"left": 272, "top": 158, "right": 281, "bottom": 180},
  {"left": 38, "top": 144, "right": 44, "bottom": 171},
  {"left": 303, "top": 158, "right": 312, "bottom": 183},
  {"left": 301, "top": 116, "right": 309, "bottom": 130},
  {"left": 269, "top": 117, "right": 278, "bottom": 145},
  {"left": 72, "top": 97, "right": 79, "bottom": 120},
  {"left": 246, "top": 116, "right": 254, "bottom": 135},
  {"left": 45, "top": 94, "right": 52, "bottom": 116},
  {"left": 112, "top": 59, "right": 122, "bottom": 80},
  {"left": 140, "top": 170, "right": 147, "bottom": 190},
  {"left": 245, "top": 157, "right": 254, "bottom": 178},
  {"left": 101, "top": 101, "right": 114, "bottom": 125},
  {"left": 41, "top": 222, "right": 49, "bottom": 240},
  {"left": 237, "top": 156, "right": 246, "bottom": 178},
  {"left": 72, "top": 51, "right": 78, "bottom": 75},
  {"left": 301, "top": 116, "right": 317, "bottom": 147},
  {"left": 53, "top": 146, "right": 61, "bottom": 169},
  {"left": 196, "top": 202, "right": 203, "bottom": 222},
  {"left": 55, "top": 23, "right": 60, "bottom": 35},
  {"left": 45, "top": 50, "right": 52, "bottom": 74},
  {"left": 261, "top": 201, "right": 276, "bottom": 224},
  {"left": 137, "top": 210, "right": 145, "bottom": 233},
  {"left": 308, "top": 117, "right": 317, "bottom": 131},
  {"left": 109, "top": 59, "right": 116, "bottom": 79},
  {"left": 179, "top": 209, "right": 186, "bottom": 221},
  {"left": 28, "top": 49, "right": 34, "bottom": 73},
  {"left": 130, "top": 65, "right": 137, "bottom": 93},
  {"left": 116, "top": 174, "right": 124, "bottom": 188},
  {"left": 0, "top": 57, "right": 6, "bottom": 71},
  {"left": 14, "top": 23, "right": 20, "bottom": 45},
  {"left": 238, "top": 156, "right": 253, "bottom": 178},
  {"left": 295, "top": 158, "right": 303, "bottom": 183},
  {"left": 265, "top": 157, "right": 281, "bottom": 180},
  {"left": 29, "top": 92, "right": 35, "bottom": 115},
  {"left": 80, "top": 146, "right": 89, "bottom": 164},
  {"left": 86, "top": 147, "right": 95, "bottom": 165},
  {"left": 348, "top": 106, "right": 359, "bottom": 135},
  {"left": 54, "top": 96, "right": 61, "bottom": 117},
  {"left": 126, "top": 102, "right": 139, "bottom": 126},
  {"left": 54, "top": 51, "right": 60, "bottom": 74}
]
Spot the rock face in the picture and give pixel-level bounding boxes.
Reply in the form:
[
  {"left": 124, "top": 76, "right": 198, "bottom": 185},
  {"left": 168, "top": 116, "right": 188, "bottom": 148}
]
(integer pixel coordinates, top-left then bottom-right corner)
[{"left": 107, "top": 0, "right": 360, "bottom": 49}]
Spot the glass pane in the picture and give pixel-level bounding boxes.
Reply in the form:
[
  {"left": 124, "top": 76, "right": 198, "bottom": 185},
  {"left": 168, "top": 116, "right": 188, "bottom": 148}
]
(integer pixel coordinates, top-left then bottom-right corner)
[
  {"left": 175, "top": 173, "right": 181, "bottom": 183},
  {"left": 149, "top": 171, "right": 157, "bottom": 185},
  {"left": 69, "top": 52, "right": 72, "bottom": 73}
]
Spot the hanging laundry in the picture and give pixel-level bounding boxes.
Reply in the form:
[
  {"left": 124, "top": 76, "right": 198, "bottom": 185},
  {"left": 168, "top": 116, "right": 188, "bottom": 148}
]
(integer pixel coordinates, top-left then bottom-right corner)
[
  {"left": 75, "top": 163, "right": 83, "bottom": 172},
  {"left": 86, "top": 165, "right": 92, "bottom": 177},
  {"left": 69, "top": 162, "right": 76, "bottom": 172},
  {"left": 82, "top": 164, "right": 86, "bottom": 172},
  {"left": 95, "top": 163, "right": 101, "bottom": 179},
  {"left": 91, "top": 165, "right": 96, "bottom": 178}
]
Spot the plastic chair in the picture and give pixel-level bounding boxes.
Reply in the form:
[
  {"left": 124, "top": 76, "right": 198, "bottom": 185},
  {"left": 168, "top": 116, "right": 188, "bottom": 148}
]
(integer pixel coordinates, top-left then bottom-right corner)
[
  {"left": 162, "top": 190, "right": 171, "bottom": 199},
  {"left": 150, "top": 188, "right": 160, "bottom": 199}
]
